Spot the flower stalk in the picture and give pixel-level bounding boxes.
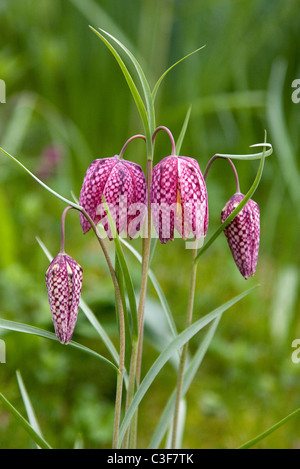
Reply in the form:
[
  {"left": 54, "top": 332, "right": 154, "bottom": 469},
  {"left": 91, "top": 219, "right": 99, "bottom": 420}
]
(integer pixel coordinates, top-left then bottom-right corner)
[
  {"left": 171, "top": 245, "right": 198, "bottom": 448},
  {"left": 78, "top": 207, "right": 126, "bottom": 449}
]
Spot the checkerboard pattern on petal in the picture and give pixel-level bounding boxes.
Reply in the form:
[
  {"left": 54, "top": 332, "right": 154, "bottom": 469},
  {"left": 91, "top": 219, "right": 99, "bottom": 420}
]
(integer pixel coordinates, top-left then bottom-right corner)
[
  {"left": 221, "top": 193, "right": 260, "bottom": 279},
  {"left": 79, "top": 156, "right": 147, "bottom": 239},
  {"left": 45, "top": 253, "right": 83, "bottom": 344},
  {"left": 150, "top": 155, "right": 208, "bottom": 243}
]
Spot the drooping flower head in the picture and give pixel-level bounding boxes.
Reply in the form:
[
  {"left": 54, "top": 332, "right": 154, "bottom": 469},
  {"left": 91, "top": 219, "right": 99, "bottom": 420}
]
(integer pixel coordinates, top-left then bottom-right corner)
[
  {"left": 221, "top": 193, "right": 260, "bottom": 279},
  {"left": 150, "top": 155, "right": 208, "bottom": 243},
  {"left": 45, "top": 253, "right": 83, "bottom": 344},
  {"left": 79, "top": 155, "right": 147, "bottom": 239}
]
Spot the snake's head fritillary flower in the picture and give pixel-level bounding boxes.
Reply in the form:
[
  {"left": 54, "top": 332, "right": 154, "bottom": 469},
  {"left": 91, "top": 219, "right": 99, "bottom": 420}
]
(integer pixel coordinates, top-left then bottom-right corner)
[
  {"left": 150, "top": 155, "right": 208, "bottom": 243},
  {"left": 79, "top": 156, "right": 147, "bottom": 239},
  {"left": 221, "top": 193, "right": 260, "bottom": 279},
  {"left": 45, "top": 253, "right": 83, "bottom": 344}
]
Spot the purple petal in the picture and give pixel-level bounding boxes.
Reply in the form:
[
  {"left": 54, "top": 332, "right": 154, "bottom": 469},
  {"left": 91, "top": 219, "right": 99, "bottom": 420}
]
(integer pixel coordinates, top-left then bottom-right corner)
[
  {"left": 45, "top": 253, "right": 83, "bottom": 344},
  {"left": 125, "top": 161, "right": 148, "bottom": 237},
  {"left": 100, "top": 161, "right": 134, "bottom": 237},
  {"left": 150, "top": 156, "right": 178, "bottom": 243},
  {"left": 79, "top": 157, "right": 118, "bottom": 233},
  {"left": 221, "top": 193, "right": 260, "bottom": 279},
  {"left": 176, "top": 156, "right": 208, "bottom": 239}
]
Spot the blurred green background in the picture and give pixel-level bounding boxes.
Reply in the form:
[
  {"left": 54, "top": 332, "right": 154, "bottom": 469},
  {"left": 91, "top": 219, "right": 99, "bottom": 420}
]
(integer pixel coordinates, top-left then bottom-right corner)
[{"left": 0, "top": 0, "right": 300, "bottom": 449}]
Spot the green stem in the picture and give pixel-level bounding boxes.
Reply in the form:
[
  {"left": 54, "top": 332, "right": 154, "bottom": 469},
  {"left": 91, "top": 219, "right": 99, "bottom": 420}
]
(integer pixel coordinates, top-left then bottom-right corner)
[
  {"left": 204, "top": 155, "right": 240, "bottom": 193},
  {"left": 79, "top": 208, "right": 125, "bottom": 449},
  {"left": 119, "top": 134, "right": 146, "bottom": 159},
  {"left": 124, "top": 156, "right": 153, "bottom": 449},
  {"left": 136, "top": 157, "right": 153, "bottom": 384},
  {"left": 171, "top": 245, "right": 198, "bottom": 448},
  {"left": 122, "top": 338, "right": 139, "bottom": 448}
]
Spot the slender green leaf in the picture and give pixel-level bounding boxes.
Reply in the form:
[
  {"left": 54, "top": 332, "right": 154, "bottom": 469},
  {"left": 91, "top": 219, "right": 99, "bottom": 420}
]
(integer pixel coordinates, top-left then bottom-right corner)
[
  {"left": 98, "top": 28, "right": 155, "bottom": 135},
  {"left": 214, "top": 141, "right": 273, "bottom": 160},
  {"left": 149, "top": 315, "right": 221, "bottom": 448},
  {"left": 165, "top": 399, "right": 186, "bottom": 449},
  {"left": 0, "top": 146, "right": 80, "bottom": 209},
  {"left": 115, "top": 250, "right": 132, "bottom": 373},
  {"left": 120, "top": 238, "right": 178, "bottom": 337},
  {"left": 89, "top": 26, "right": 149, "bottom": 133},
  {"left": 175, "top": 105, "right": 192, "bottom": 155},
  {"left": 0, "top": 319, "right": 119, "bottom": 373},
  {"left": 102, "top": 197, "right": 139, "bottom": 340},
  {"left": 0, "top": 392, "right": 52, "bottom": 449},
  {"left": 149, "top": 237, "right": 158, "bottom": 267},
  {"left": 238, "top": 407, "right": 300, "bottom": 449},
  {"left": 118, "top": 286, "right": 256, "bottom": 446},
  {"left": 16, "top": 370, "right": 44, "bottom": 449},
  {"left": 152, "top": 46, "right": 206, "bottom": 101}
]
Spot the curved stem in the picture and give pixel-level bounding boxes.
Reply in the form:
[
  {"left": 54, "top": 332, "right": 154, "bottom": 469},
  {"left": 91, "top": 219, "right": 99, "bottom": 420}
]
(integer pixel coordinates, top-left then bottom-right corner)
[
  {"left": 195, "top": 143, "right": 268, "bottom": 265},
  {"left": 119, "top": 134, "right": 146, "bottom": 160},
  {"left": 152, "top": 126, "right": 176, "bottom": 156},
  {"left": 59, "top": 206, "right": 74, "bottom": 253},
  {"left": 171, "top": 245, "right": 198, "bottom": 448},
  {"left": 204, "top": 154, "right": 240, "bottom": 192},
  {"left": 78, "top": 207, "right": 126, "bottom": 449}
]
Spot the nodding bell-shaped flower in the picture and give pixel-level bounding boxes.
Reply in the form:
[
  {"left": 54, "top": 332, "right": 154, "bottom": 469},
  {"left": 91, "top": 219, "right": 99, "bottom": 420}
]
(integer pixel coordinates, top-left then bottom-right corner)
[
  {"left": 150, "top": 155, "right": 209, "bottom": 243},
  {"left": 79, "top": 155, "right": 147, "bottom": 239},
  {"left": 221, "top": 193, "right": 260, "bottom": 279},
  {"left": 45, "top": 253, "right": 83, "bottom": 344}
]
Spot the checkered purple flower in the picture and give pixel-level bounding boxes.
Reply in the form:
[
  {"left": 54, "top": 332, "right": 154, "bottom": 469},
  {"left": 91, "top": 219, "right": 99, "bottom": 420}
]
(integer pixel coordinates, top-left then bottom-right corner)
[
  {"left": 45, "top": 253, "right": 83, "bottom": 344},
  {"left": 79, "top": 156, "right": 147, "bottom": 238},
  {"left": 221, "top": 193, "right": 260, "bottom": 279},
  {"left": 150, "top": 155, "right": 208, "bottom": 243}
]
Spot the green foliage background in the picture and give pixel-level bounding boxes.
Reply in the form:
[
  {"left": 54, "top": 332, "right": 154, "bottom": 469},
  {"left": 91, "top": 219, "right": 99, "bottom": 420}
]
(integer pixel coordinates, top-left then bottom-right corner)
[{"left": 0, "top": 0, "right": 300, "bottom": 449}]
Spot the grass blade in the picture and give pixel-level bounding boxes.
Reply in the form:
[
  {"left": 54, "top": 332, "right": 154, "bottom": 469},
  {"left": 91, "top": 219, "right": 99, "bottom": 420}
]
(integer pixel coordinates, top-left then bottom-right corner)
[
  {"left": 0, "top": 146, "right": 80, "bottom": 209},
  {"left": 98, "top": 28, "right": 155, "bottom": 134},
  {"left": 149, "top": 314, "right": 221, "bottom": 448},
  {"left": 152, "top": 46, "right": 206, "bottom": 101},
  {"left": 89, "top": 26, "right": 149, "bottom": 133},
  {"left": 0, "top": 319, "right": 119, "bottom": 373},
  {"left": 175, "top": 105, "right": 192, "bottom": 155},
  {"left": 0, "top": 392, "right": 52, "bottom": 449},
  {"left": 118, "top": 286, "right": 256, "bottom": 446},
  {"left": 238, "top": 407, "right": 300, "bottom": 449},
  {"left": 16, "top": 370, "right": 44, "bottom": 449},
  {"left": 102, "top": 197, "right": 139, "bottom": 340}
]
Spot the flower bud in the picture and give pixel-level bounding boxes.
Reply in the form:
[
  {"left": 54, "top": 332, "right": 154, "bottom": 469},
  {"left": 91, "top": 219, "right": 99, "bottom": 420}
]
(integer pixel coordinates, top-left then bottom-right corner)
[
  {"left": 150, "top": 155, "right": 208, "bottom": 243},
  {"left": 221, "top": 193, "right": 260, "bottom": 279},
  {"left": 79, "top": 156, "right": 147, "bottom": 239},
  {"left": 45, "top": 253, "right": 83, "bottom": 344}
]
